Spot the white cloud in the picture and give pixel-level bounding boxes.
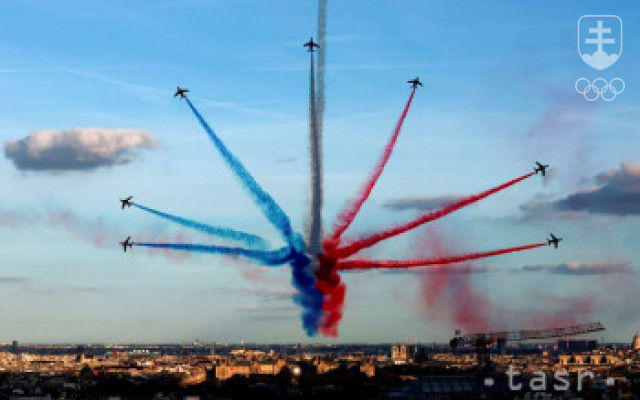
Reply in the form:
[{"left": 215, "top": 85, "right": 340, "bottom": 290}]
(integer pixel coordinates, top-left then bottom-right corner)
[{"left": 4, "top": 127, "right": 155, "bottom": 171}]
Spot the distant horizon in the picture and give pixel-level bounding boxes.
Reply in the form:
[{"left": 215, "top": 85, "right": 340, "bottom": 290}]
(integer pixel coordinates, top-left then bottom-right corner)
[
  {"left": 2, "top": 1, "right": 639, "bottom": 343},
  {"left": 2, "top": 338, "right": 630, "bottom": 348}
]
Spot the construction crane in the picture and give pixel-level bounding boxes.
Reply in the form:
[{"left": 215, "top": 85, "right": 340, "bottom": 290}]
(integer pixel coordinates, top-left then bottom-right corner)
[{"left": 450, "top": 321, "right": 605, "bottom": 368}]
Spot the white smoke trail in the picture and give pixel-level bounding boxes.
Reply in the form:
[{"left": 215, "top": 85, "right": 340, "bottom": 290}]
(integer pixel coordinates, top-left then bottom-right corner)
[
  {"left": 305, "top": 0, "right": 327, "bottom": 257},
  {"left": 307, "top": 50, "right": 322, "bottom": 257},
  {"left": 317, "top": 0, "right": 327, "bottom": 139}
]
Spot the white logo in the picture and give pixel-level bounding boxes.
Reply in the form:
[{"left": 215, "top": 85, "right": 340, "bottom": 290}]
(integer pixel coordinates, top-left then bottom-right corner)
[
  {"left": 578, "top": 15, "right": 622, "bottom": 70},
  {"left": 575, "top": 77, "right": 625, "bottom": 101}
]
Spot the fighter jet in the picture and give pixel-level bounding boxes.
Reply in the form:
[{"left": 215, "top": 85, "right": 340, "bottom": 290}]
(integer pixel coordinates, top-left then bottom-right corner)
[
  {"left": 407, "top": 77, "right": 423, "bottom": 89},
  {"left": 120, "top": 196, "right": 133, "bottom": 209},
  {"left": 304, "top": 37, "right": 319, "bottom": 52},
  {"left": 547, "top": 233, "right": 562, "bottom": 249},
  {"left": 120, "top": 236, "right": 133, "bottom": 252},
  {"left": 534, "top": 162, "right": 549, "bottom": 176},
  {"left": 174, "top": 87, "right": 189, "bottom": 98}
]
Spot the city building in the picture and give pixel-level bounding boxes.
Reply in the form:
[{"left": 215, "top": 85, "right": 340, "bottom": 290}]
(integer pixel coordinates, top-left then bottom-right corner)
[
  {"left": 557, "top": 339, "right": 598, "bottom": 353},
  {"left": 632, "top": 332, "right": 640, "bottom": 350},
  {"left": 391, "top": 344, "right": 409, "bottom": 365}
]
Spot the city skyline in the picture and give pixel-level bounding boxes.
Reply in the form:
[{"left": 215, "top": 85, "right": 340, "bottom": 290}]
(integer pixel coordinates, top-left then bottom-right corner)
[{"left": 1, "top": 1, "right": 639, "bottom": 343}]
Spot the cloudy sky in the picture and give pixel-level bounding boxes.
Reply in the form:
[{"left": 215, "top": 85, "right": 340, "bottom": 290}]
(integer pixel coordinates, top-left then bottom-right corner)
[{"left": 1, "top": 0, "right": 639, "bottom": 343}]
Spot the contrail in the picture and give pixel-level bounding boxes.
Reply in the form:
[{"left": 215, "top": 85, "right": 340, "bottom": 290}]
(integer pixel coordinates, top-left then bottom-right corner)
[
  {"left": 334, "top": 171, "right": 536, "bottom": 259},
  {"left": 337, "top": 242, "right": 548, "bottom": 270},
  {"left": 132, "top": 203, "right": 267, "bottom": 249},
  {"left": 298, "top": 0, "right": 328, "bottom": 337},
  {"left": 305, "top": 0, "right": 327, "bottom": 257},
  {"left": 185, "top": 98, "right": 297, "bottom": 247},
  {"left": 184, "top": 97, "right": 325, "bottom": 336},
  {"left": 323, "top": 89, "right": 417, "bottom": 250},
  {"left": 306, "top": 45, "right": 323, "bottom": 256},
  {"left": 316, "top": 0, "right": 327, "bottom": 135},
  {"left": 133, "top": 242, "right": 293, "bottom": 266}
]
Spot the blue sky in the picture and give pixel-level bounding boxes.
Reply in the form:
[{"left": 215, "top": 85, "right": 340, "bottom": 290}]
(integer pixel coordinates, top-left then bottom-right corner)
[{"left": 1, "top": 0, "right": 639, "bottom": 343}]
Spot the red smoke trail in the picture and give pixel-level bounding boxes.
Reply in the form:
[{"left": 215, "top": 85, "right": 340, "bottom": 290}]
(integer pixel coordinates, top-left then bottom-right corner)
[
  {"left": 323, "top": 89, "right": 416, "bottom": 250},
  {"left": 333, "top": 172, "right": 536, "bottom": 259},
  {"left": 423, "top": 264, "right": 494, "bottom": 332},
  {"left": 337, "top": 242, "right": 547, "bottom": 270},
  {"left": 315, "top": 253, "right": 347, "bottom": 337},
  {"left": 418, "top": 229, "right": 493, "bottom": 332},
  {"left": 415, "top": 229, "right": 610, "bottom": 334}
]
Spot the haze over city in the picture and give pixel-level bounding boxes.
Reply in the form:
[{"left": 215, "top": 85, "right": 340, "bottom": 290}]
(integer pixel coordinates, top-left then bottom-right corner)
[{"left": 1, "top": 1, "right": 639, "bottom": 345}]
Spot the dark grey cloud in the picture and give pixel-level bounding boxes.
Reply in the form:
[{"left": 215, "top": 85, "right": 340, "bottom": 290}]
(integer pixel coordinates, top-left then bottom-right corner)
[
  {"left": 555, "top": 162, "right": 640, "bottom": 215},
  {"left": 4, "top": 128, "right": 155, "bottom": 171},
  {"left": 522, "top": 162, "right": 640, "bottom": 217},
  {"left": 520, "top": 262, "right": 633, "bottom": 275},
  {"left": 382, "top": 195, "right": 466, "bottom": 212}
]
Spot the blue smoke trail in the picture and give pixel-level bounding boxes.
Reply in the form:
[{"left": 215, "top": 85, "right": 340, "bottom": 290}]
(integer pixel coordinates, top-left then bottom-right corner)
[
  {"left": 134, "top": 242, "right": 292, "bottom": 266},
  {"left": 138, "top": 235, "right": 323, "bottom": 335},
  {"left": 289, "top": 250, "right": 324, "bottom": 336},
  {"left": 185, "top": 98, "right": 296, "bottom": 246},
  {"left": 132, "top": 203, "right": 267, "bottom": 249},
  {"left": 182, "top": 97, "right": 324, "bottom": 336}
]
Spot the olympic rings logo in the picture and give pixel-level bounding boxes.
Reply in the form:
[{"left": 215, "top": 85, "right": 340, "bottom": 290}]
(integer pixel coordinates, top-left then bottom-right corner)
[{"left": 575, "top": 77, "right": 625, "bottom": 101}]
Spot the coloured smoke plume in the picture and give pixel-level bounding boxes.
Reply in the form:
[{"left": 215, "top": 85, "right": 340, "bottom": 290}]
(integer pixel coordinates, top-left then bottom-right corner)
[
  {"left": 134, "top": 231, "right": 193, "bottom": 262},
  {"left": 337, "top": 242, "right": 546, "bottom": 270},
  {"left": 416, "top": 229, "right": 600, "bottom": 333},
  {"left": 185, "top": 98, "right": 297, "bottom": 246},
  {"left": 417, "top": 228, "right": 494, "bottom": 333},
  {"left": 132, "top": 202, "right": 267, "bottom": 249},
  {"left": 320, "top": 225, "right": 544, "bottom": 334},
  {"left": 305, "top": 0, "right": 327, "bottom": 256},
  {"left": 333, "top": 171, "right": 536, "bottom": 259},
  {"left": 316, "top": 0, "right": 327, "bottom": 138},
  {"left": 315, "top": 253, "right": 346, "bottom": 337},
  {"left": 0, "top": 208, "right": 191, "bottom": 261},
  {"left": 46, "top": 210, "right": 194, "bottom": 261},
  {"left": 306, "top": 34, "right": 323, "bottom": 257},
  {"left": 316, "top": 87, "right": 417, "bottom": 337},
  {"left": 134, "top": 242, "right": 292, "bottom": 266},
  {"left": 323, "top": 88, "right": 417, "bottom": 252},
  {"left": 316, "top": 88, "right": 543, "bottom": 336},
  {"left": 134, "top": 96, "right": 324, "bottom": 336}
]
